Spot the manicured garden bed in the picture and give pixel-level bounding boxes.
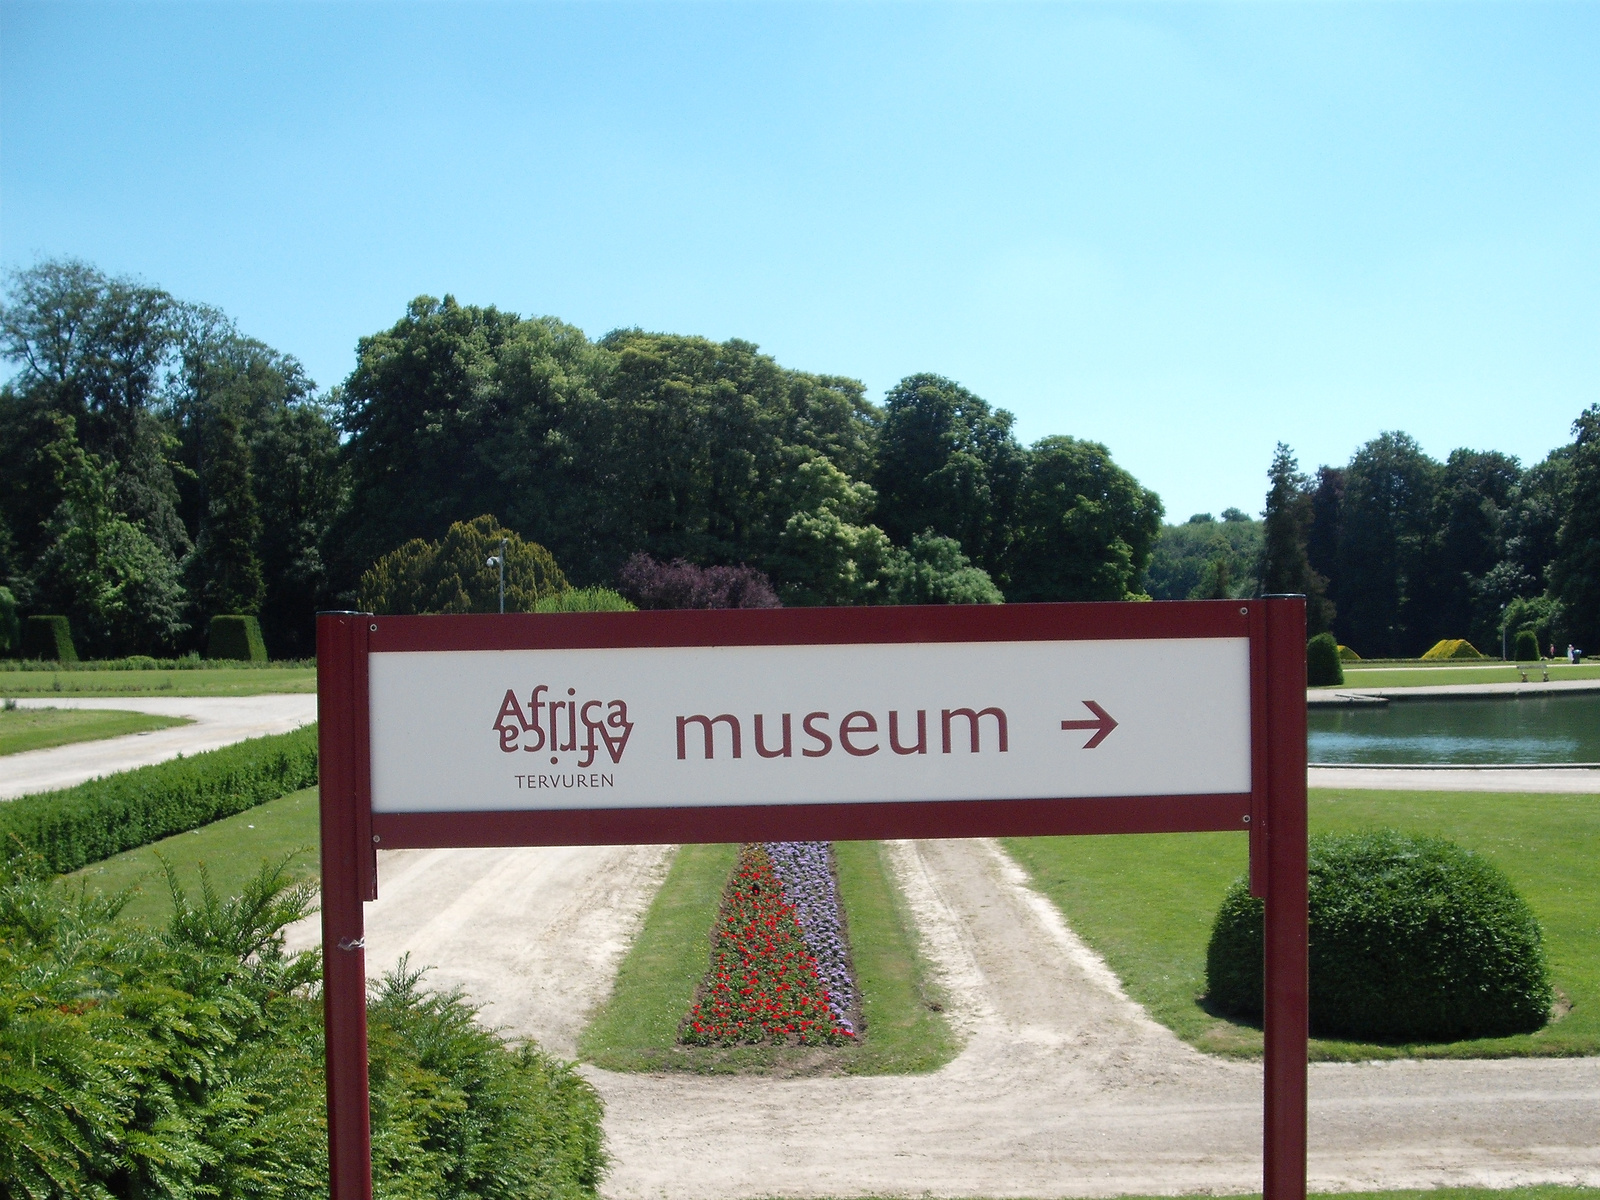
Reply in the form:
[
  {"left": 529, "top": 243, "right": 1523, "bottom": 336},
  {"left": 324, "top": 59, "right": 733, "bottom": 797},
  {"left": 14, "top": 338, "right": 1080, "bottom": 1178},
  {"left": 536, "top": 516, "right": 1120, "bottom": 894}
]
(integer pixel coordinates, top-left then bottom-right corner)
[
  {"left": 580, "top": 839, "right": 955, "bottom": 1075},
  {"left": 1003, "top": 787, "right": 1599, "bottom": 1060}
]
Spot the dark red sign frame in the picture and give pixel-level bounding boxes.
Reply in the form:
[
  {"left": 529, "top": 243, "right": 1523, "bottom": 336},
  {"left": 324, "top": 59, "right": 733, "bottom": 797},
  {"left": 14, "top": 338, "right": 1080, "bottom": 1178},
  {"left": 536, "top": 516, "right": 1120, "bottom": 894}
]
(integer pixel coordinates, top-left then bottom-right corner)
[{"left": 317, "top": 598, "right": 1308, "bottom": 1200}]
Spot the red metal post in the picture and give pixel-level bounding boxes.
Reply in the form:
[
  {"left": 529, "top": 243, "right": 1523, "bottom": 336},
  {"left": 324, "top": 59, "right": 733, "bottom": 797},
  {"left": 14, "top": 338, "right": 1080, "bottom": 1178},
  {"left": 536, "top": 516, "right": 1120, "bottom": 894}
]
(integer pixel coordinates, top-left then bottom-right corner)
[
  {"left": 318, "top": 613, "right": 374, "bottom": 1200},
  {"left": 1261, "top": 596, "right": 1309, "bottom": 1200}
]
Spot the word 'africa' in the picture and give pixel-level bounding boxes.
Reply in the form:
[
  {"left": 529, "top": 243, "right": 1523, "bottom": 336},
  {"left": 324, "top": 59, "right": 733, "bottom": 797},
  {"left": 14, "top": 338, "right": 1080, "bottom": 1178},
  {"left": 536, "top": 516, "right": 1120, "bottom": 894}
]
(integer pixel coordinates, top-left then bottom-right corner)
[{"left": 493, "top": 686, "right": 634, "bottom": 766}]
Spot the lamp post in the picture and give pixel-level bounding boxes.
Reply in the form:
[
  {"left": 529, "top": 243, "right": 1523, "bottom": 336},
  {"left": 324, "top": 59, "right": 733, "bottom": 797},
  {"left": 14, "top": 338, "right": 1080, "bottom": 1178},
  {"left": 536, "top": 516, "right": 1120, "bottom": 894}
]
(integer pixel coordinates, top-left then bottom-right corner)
[{"left": 486, "top": 537, "right": 506, "bottom": 614}]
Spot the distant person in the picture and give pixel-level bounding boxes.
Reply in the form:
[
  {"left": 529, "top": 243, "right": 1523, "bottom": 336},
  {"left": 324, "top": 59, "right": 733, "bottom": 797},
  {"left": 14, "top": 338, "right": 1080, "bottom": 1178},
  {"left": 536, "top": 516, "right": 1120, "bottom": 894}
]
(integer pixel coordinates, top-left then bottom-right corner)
[{"left": 1569, "top": 644, "right": 1577, "bottom": 664}]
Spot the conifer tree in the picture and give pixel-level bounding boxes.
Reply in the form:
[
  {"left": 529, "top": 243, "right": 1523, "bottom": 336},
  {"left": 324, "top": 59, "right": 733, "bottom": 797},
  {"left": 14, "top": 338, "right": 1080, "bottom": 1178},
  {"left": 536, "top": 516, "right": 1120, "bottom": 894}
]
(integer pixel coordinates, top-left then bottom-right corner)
[{"left": 1258, "top": 443, "right": 1333, "bottom": 635}]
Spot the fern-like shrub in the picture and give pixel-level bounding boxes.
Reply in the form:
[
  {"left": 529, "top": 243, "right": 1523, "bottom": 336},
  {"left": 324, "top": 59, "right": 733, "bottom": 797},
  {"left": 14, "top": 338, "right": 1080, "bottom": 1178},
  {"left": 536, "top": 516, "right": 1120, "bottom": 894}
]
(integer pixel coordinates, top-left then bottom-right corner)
[
  {"left": 1206, "top": 830, "right": 1552, "bottom": 1043},
  {"left": 1306, "top": 632, "right": 1344, "bottom": 687},
  {"left": 0, "top": 726, "right": 318, "bottom": 873},
  {"left": 0, "top": 857, "right": 606, "bottom": 1199}
]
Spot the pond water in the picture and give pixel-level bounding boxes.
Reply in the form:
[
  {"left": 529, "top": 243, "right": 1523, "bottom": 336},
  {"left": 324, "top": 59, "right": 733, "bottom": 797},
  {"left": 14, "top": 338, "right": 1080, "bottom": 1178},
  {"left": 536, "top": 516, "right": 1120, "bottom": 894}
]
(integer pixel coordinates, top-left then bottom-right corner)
[{"left": 1306, "top": 693, "right": 1600, "bottom": 765}]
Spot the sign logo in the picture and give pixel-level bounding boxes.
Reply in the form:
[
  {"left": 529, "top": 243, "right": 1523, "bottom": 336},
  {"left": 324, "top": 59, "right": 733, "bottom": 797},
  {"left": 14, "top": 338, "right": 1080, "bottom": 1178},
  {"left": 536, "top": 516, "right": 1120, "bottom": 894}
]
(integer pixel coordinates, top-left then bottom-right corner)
[{"left": 493, "top": 686, "right": 635, "bottom": 767}]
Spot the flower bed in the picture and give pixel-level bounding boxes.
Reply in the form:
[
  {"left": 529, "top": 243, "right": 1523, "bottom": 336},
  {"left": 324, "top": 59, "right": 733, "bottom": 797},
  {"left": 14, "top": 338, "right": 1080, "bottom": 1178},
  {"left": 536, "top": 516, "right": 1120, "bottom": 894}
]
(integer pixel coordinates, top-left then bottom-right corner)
[{"left": 681, "top": 842, "right": 856, "bottom": 1046}]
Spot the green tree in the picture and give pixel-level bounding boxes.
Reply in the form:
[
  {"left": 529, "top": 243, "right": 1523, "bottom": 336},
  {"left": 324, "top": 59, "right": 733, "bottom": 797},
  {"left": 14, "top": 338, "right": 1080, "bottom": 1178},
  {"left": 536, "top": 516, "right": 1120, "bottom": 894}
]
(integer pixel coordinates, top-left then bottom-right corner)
[
  {"left": 871, "top": 374, "right": 1023, "bottom": 576},
  {"left": 1005, "top": 435, "right": 1163, "bottom": 602},
  {"left": 1143, "top": 514, "right": 1264, "bottom": 601},
  {"left": 1257, "top": 444, "right": 1332, "bottom": 633},
  {"left": 1551, "top": 404, "right": 1600, "bottom": 651},
  {"left": 357, "top": 515, "right": 568, "bottom": 615},
  {"left": 882, "top": 531, "right": 1003, "bottom": 605},
  {"left": 1335, "top": 432, "right": 1440, "bottom": 657},
  {"left": 1412, "top": 449, "right": 1521, "bottom": 650},
  {"left": 1306, "top": 466, "right": 1344, "bottom": 617},
  {"left": 0, "top": 259, "right": 189, "bottom": 559},
  {"left": 25, "top": 418, "right": 187, "bottom": 656},
  {"left": 184, "top": 404, "right": 264, "bottom": 619},
  {"left": 173, "top": 312, "right": 339, "bottom": 656},
  {"left": 771, "top": 457, "right": 898, "bottom": 606}
]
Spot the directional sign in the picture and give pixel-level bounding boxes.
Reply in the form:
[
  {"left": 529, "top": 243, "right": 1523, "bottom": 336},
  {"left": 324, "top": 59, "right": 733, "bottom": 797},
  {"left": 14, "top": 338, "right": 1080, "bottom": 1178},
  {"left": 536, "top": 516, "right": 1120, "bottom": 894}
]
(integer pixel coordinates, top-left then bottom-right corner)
[
  {"left": 316, "top": 599, "right": 1310, "bottom": 1200},
  {"left": 367, "top": 636, "right": 1250, "bottom": 814}
]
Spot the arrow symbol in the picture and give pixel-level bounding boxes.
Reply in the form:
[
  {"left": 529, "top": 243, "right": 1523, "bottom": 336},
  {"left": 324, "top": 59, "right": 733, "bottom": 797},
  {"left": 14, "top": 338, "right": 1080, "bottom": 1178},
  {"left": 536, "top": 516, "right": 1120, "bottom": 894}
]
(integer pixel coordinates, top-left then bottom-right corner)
[{"left": 1060, "top": 700, "right": 1118, "bottom": 749}]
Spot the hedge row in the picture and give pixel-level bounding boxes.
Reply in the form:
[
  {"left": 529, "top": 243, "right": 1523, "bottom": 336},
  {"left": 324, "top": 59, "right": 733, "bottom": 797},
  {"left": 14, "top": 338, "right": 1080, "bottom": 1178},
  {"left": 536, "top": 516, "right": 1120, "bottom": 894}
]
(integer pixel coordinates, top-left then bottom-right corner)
[
  {"left": 0, "top": 725, "right": 319, "bottom": 874},
  {"left": 0, "top": 656, "right": 314, "bottom": 672}
]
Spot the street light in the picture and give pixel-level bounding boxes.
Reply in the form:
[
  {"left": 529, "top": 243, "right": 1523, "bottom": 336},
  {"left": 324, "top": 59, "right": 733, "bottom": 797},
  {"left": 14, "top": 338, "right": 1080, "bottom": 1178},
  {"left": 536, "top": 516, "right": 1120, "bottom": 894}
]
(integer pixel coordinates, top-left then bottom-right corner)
[{"left": 486, "top": 537, "right": 506, "bottom": 614}]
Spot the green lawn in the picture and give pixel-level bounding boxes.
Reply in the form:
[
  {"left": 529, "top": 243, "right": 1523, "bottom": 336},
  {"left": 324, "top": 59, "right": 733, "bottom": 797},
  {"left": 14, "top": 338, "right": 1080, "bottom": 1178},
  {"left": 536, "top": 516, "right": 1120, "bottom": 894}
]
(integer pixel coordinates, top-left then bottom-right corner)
[
  {"left": 1333, "top": 663, "right": 1600, "bottom": 688},
  {"left": 65, "top": 786, "right": 320, "bottom": 926},
  {"left": 0, "top": 665, "right": 315, "bottom": 697},
  {"left": 0, "top": 705, "right": 191, "bottom": 755},
  {"left": 579, "top": 839, "right": 956, "bottom": 1075},
  {"left": 1004, "top": 787, "right": 1599, "bottom": 1061}
]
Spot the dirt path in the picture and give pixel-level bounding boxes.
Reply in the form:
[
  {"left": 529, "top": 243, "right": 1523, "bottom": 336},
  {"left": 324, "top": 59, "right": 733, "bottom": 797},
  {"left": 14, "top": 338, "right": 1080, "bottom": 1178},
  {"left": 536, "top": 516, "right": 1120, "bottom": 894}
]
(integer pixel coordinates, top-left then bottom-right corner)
[
  {"left": 310, "top": 836, "right": 1599, "bottom": 1196},
  {"left": 0, "top": 695, "right": 316, "bottom": 799}
]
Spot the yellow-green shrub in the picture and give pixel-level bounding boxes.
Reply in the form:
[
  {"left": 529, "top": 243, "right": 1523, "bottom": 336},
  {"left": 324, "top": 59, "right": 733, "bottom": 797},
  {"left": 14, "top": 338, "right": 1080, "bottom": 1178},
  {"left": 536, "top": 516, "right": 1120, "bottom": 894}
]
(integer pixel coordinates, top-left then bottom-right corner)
[{"left": 1421, "top": 639, "right": 1484, "bottom": 660}]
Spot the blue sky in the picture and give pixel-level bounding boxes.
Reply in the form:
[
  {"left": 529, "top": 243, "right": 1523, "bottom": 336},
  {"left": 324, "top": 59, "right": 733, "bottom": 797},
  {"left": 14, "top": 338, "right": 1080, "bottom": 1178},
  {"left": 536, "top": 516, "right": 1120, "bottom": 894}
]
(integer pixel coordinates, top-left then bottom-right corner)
[{"left": 3, "top": 2, "right": 1596, "bottom": 524}]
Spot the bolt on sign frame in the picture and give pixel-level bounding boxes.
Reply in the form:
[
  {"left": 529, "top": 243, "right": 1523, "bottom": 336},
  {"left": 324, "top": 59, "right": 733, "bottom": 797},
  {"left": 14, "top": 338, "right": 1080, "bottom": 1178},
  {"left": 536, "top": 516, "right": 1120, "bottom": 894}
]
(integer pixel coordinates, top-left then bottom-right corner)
[{"left": 317, "top": 597, "right": 1308, "bottom": 1200}]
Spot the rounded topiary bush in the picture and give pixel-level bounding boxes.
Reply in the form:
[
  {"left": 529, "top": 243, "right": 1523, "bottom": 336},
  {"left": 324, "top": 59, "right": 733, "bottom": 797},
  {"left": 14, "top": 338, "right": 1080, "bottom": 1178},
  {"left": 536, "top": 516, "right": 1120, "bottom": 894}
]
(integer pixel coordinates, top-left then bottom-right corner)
[
  {"left": 1206, "top": 830, "right": 1552, "bottom": 1043},
  {"left": 1513, "top": 628, "right": 1541, "bottom": 661},
  {"left": 1306, "top": 632, "right": 1344, "bottom": 687}
]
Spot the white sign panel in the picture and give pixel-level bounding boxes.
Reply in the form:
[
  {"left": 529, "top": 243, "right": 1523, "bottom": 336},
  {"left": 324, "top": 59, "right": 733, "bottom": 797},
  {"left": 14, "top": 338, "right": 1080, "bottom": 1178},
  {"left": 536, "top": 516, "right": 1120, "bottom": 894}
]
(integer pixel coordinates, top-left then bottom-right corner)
[{"left": 367, "top": 637, "right": 1250, "bottom": 813}]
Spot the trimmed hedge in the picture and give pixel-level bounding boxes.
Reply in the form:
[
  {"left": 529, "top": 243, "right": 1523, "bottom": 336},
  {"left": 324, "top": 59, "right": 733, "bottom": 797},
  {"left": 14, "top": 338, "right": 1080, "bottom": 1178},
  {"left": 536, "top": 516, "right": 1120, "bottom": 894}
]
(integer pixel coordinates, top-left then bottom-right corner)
[
  {"left": 0, "top": 586, "right": 17, "bottom": 655},
  {"left": 21, "top": 615, "right": 78, "bottom": 662},
  {"left": 1336, "top": 644, "right": 1361, "bottom": 661},
  {"left": 0, "top": 655, "right": 312, "bottom": 672},
  {"left": 0, "top": 725, "right": 318, "bottom": 875},
  {"left": 1421, "top": 638, "right": 1484, "bottom": 660},
  {"left": 1206, "top": 829, "right": 1553, "bottom": 1043},
  {"left": 1513, "top": 628, "right": 1542, "bottom": 661},
  {"left": 1306, "top": 632, "right": 1344, "bottom": 687},
  {"left": 208, "top": 614, "right": 269, "bottom": 662}
]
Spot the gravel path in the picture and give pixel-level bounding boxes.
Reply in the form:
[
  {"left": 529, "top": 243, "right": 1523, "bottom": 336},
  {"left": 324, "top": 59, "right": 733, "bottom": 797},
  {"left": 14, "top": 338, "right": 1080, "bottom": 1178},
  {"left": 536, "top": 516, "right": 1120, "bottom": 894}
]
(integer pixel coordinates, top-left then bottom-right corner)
[
  {"left": 304, "top": 837, "right": 1599, "bottom": 1196},
  {"left": 0, "top": 695, "right": 317, "bottom": 799}
]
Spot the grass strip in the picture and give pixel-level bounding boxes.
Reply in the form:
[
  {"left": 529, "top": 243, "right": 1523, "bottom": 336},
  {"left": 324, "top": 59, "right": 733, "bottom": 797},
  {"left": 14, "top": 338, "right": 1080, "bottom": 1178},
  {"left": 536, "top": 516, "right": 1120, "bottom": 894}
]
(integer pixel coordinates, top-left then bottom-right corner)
[
  {"left": 833, "top": 838, "right": 958, "bottom": 1074},
  {"left": 0, "top": 705, "right": 191, "bottom": 755},
  {"left": 579, "top": 842, "right": 740, "bottom": 1071},
  {"left": 65, "top": 785, "right": 321, "bottom": 925},
  {"left": 1003, "top": 787, "right": 1599, "bottom": 1061},
  {"left": 0, "top": 666, "right": 316, "bottom": 697},
  {"left": 579, "top": 840, "right": 955, "bottom": 1075},
  {"left": 1332, "top": 663, "right": 1600, "bottom": 688},
  {"left": 1, "top": 724, "right": 319, "bottom": 874}
]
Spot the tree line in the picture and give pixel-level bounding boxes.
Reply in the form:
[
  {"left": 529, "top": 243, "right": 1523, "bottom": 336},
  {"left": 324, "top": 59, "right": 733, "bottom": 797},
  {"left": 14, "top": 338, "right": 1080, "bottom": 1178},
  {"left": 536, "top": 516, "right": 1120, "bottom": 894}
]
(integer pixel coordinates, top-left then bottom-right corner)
[
  {"left": 1254, "top": 427, "right": 1600, "bottom": 658},
  {"left": 6, "top": 259, "right": 1595, "bottom": 662},
  {"left": 1, "top": 260, "right": 1163, "bottom": 657}
]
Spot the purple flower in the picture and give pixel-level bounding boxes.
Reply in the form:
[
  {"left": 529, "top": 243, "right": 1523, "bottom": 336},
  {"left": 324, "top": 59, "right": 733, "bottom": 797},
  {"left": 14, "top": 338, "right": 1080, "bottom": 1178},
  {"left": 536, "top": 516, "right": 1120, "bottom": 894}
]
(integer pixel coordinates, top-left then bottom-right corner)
[{"left": 764, "top": 841, "right": 856, "bottom": 1032}]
